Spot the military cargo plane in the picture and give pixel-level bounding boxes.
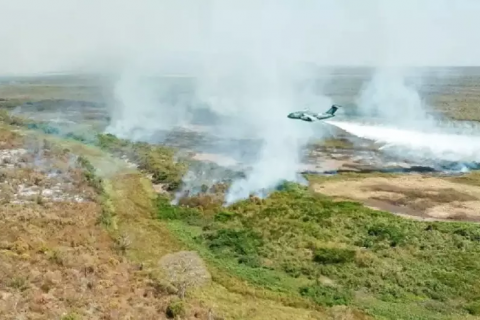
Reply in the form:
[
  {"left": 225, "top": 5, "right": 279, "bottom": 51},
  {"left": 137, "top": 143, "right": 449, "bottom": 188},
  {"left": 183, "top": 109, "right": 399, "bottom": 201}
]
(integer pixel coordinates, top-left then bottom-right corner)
[{"left": 287, "top": 104, "right": 341, "bottom": 122}]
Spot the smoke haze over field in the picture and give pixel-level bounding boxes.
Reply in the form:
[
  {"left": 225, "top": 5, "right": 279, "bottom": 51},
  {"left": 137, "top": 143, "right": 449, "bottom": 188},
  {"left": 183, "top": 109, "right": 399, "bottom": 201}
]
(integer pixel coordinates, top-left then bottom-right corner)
[
  {"left": 3, "top": 1, "right": 480, "bottom": 202},
  {"left": 2, "top": 0, "right": 480, "bottom": 74}
]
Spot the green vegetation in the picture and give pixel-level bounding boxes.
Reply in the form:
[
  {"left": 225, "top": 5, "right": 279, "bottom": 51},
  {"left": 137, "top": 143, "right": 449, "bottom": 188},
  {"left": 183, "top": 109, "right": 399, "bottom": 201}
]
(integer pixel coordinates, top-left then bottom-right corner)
[
  {"left": 166, "top": 298, "right": 186, "bottom": 319},
  {"left": 4, "top": 103, "right": 480, "bottom": 318},
  {"left": 6, "top": 113, "right": 188, "bottom": 191},
  {"left": 75, "top": 154, "right": 118, "bottom": 230},
  {"left": 0, "top": 109, "right": 27, "bottom": 126},
  {"left": 61, "top": 313, "right": 80, "bottom": 320},
  {"left": 156, "top": 181, "right": 480, "bottom": 319},
  {"left": 96, "top": 133, "right": 187, "bottom": 190}
]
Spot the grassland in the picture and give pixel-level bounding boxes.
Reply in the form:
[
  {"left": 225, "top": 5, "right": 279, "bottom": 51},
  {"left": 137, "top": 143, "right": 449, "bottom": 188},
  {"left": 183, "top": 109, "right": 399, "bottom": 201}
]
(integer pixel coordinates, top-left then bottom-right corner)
[
  {"left": 0, "top": 122, "right": 175, "bottom": 319},
  {"left": 154, "top": 181, "right": 480, "bottom": 320},
  {"left": 0, "top": 111, "right": 336, "bottom": 319},
  {"left": 61, "top": 132, "right": 480, "bottom": 319},
  {"left": 2, "top": 69, "right": 480, "bottom": 319}
]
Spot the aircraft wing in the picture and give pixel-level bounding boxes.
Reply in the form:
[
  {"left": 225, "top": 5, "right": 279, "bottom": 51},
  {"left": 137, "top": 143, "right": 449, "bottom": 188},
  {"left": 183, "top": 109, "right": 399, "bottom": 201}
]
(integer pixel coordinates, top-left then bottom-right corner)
[{"left": 301, "top": 114, "right": 317, "bottom": 122}]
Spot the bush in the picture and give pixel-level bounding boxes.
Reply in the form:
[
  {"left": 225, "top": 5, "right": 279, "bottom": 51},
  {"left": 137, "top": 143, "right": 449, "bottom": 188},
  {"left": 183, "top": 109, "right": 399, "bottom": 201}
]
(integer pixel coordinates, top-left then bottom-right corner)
[
  {"left": 281, "top": 260, "right": 303, "bottom": 278},
  {"left": 76, "top": 156, "right": 103, "bottom": 194},
  {"left": 275, "top": 181, "right": 308, "bottom": 193},
  {"left": 156, "top": 197, "right": 202, "bottom": 225},
  {"left": 366, "top": 223, "right": 407, "bottom": 247},
  {"left": 299, "top": 285, "right": 352, "bottom": 307},
  {"left": 96, "top": 133, "right": 187, "bottom": 191},
  {"left": 206, "top": 228, "right": 263, "bottom": 257},
  {"left": 0, "top": 109, "right": 26, "bottom": 126},
  {"left": 466, "top": 301, "right": 480, "bottom": 315},
  {"left": 313, "top": 247, "right": 356, "bottom": 265},
  {"left": 158, "top": 180, "right": 480, "bottom": 317},
  {"left": 214, "top": 211, "right": 236, "bottom": 223},
  {"left": 178, "top": 194, "right": 222, "bottom": 213},
  {"left": 166, "top": 299, "right": 186, "bottom": 319}
]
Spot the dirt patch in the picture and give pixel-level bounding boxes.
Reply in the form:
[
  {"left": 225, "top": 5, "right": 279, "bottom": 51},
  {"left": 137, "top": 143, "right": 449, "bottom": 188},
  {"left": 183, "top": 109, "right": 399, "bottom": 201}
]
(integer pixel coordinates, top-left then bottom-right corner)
[
  {"left": 425, "top": 201, "right": 480, "bottom": 221},
  {"left": 366, "top": 183, "right": 478, "bottom": 211},
  {"left": 313, "top": 175, "right": 480, "bottom": 222}
]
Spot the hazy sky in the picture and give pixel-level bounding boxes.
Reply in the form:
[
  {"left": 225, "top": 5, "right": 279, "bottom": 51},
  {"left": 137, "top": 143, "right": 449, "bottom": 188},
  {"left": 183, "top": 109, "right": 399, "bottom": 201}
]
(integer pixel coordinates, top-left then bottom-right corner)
[{"left": 1, "top": 0, "right": 480, "bottom": 75}]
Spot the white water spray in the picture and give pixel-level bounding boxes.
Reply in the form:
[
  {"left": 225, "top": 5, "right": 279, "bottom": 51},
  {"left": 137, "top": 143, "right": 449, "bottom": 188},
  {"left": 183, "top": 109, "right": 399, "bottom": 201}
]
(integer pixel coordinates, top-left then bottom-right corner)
[{"left": 327, "top": 120, "right": 480, "bottom": 164}]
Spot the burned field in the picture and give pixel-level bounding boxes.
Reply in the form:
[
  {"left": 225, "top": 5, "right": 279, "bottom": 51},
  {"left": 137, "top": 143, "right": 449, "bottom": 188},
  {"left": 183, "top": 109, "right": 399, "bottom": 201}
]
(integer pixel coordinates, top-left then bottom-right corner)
[{"left": 0, "top": 128, "right": 194, "bottom": 320}]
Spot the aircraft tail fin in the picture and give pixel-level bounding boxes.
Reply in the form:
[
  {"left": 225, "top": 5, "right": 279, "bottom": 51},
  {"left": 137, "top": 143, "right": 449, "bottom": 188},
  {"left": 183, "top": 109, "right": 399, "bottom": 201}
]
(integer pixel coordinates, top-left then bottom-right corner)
[{"left": 325, "top": 104, "right": 340, "bottom": 115}]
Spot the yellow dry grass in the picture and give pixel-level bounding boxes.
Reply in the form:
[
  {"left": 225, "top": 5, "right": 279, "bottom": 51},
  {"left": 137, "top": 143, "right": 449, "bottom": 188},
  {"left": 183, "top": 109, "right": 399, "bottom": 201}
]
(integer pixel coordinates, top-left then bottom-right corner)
[
  {"left": 313, "top": 175, "right": 480, "bottom": 222},
  {"left": 0, "top": 128, "right": 177, "bottom": 320}
]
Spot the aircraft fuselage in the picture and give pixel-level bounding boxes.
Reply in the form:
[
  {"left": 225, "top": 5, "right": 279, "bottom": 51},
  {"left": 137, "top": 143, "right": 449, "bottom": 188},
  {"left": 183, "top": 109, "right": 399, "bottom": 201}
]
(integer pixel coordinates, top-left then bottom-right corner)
[
  {"left": 287, "top": 105, "right": 340, "bottom": 122},
  {"left": 287, "top": 111, "right": 333, "bottom": 122}
]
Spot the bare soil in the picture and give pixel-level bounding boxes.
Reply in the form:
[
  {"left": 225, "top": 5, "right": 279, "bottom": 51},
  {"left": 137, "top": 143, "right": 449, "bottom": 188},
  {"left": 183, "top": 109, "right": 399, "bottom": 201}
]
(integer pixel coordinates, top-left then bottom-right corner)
[{"left": 313, "top": 175, "right": 480, "bottom": 222}]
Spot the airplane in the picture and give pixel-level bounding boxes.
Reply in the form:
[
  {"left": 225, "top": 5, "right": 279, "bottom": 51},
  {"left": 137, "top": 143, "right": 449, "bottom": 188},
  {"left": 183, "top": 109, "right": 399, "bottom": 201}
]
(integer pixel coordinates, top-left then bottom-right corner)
[{"left": 287, "top": 104, "right": 341, "bottom": 122}]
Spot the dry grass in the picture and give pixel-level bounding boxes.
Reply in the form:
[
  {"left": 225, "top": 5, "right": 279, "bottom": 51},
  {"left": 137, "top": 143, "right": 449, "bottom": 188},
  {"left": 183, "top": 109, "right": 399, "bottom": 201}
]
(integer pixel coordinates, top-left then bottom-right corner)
[
  {"left": 0, "top": 127, "right": 23, "bottom": 148},
  {"left": 366, "top": 183, "right": 478, "bottom": 211},
  {"left": 0, "top": 128, "right": 179, "bottom": 320},
  {"left": 313, "top": 175, "right": 480, "bottom": 222},
  {"left": 0, "top": 79, "right": 105, "bottom": 104}
]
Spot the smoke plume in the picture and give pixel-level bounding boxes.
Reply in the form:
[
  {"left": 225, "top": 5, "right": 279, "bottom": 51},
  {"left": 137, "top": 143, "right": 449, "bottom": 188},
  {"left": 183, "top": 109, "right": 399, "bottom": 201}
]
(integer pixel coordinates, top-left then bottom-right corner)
[{"left": 2, "top": 1, "right": 480, "bottom": 201}]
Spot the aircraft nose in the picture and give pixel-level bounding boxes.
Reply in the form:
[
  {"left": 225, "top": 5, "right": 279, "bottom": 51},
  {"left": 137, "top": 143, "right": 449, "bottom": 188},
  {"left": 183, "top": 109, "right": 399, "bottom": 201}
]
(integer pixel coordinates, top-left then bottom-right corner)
[{"left": 287, "top": 113, "right": 294, "bottom": 118}]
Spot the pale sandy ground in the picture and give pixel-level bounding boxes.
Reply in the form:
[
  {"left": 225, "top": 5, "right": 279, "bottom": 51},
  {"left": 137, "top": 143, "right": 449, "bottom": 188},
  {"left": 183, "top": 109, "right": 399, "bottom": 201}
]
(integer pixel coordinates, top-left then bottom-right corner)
[{"left": 313, "top": 175, "right": 480, "bottom": 222}]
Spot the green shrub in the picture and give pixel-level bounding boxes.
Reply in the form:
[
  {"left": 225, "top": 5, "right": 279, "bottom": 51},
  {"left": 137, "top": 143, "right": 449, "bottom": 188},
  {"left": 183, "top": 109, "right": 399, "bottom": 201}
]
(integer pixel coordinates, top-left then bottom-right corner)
[
  {"left": 281, "top": 261, "right": 302, "bottom": 278},
  {"left": 76, "top": 156, "right": 103, "bottom": 193},
  {"left": 166, "top": 299, "right": 186, "bottom": 319},
  {"left": 97, "top": 207, "right": 116, "bottom": 228},
  {"left": 158, "top": 179, "right": 480, "bottom": 318},
  {"left": 275, "top": 181, "right": 308, "bottom": 193},
  {"left": 466, "top": 301, "right": 480, "bottom": 315},
  {"left": 366, "top": 223, "right": 407, "bottom": 247},
  {"left": 205, "top": 228, "right": 263, "bottom": 256},
  {"left": 96, "top": 133, "right": 187, "bottom": 191},
  {"left": 156, "top": 197, "right": 202, "bottom": 225},
  {"left": 214, "top": 211, "right": 236, "bottom": 223},
  {"left": 299, "top": 285, "right": 352, "bottom": 307},
  {"left": 313, "top": 247, "right": 356, "bottom": 265}
]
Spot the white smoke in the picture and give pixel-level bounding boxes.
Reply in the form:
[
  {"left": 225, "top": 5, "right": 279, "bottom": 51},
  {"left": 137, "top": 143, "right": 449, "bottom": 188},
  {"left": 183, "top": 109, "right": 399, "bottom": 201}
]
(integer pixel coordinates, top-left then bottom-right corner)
[
  {"left": 356, "top": 68, "right": 436, "bottom": 128},
  {"left": 3, "top": 1, "right": 480, "bottom": 202},
  {"left": 327, "top": 1, "right": 480, "bottom": 170},
  {"left": 104, "top": 1, "right": 334, "bottom": 204},
  {"left": 334, "top": 63, "right": 480, "bottom": 169}
]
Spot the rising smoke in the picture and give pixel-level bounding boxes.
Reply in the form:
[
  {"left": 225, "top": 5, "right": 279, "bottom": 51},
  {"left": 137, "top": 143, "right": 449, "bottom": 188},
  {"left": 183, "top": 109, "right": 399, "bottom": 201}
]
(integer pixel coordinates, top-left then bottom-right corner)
[
  {"left": 324, "top": 1, "right": 480, "bottom": 171},
  {"left": 105, "top": 1, "right": 335, "bottom": 204},
  {"left": 2, "top": 1, "right": 480, "bottom": 202}
]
